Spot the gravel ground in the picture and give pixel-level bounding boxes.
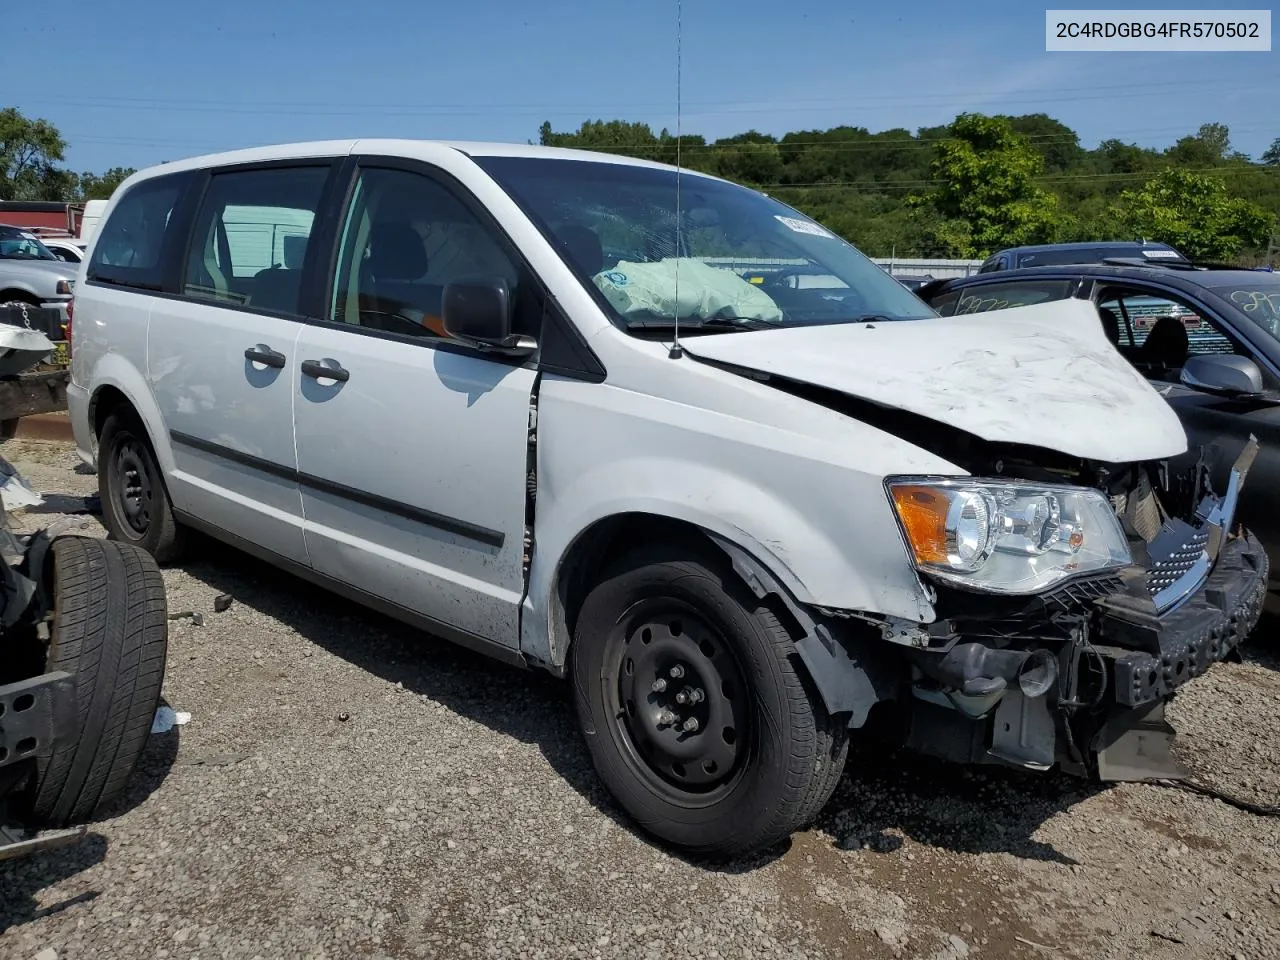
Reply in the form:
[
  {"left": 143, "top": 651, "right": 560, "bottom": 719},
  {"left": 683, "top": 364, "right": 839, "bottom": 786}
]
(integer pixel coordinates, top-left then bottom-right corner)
[{"left": 0, "top": 437, "right": 1277, "bottom": 960}]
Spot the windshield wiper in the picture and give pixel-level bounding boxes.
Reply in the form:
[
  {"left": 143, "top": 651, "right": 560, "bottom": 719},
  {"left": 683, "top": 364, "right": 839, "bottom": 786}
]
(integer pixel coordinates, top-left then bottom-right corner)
[{"left": 625, "top": 316, "right": 780, "bottom": 332}]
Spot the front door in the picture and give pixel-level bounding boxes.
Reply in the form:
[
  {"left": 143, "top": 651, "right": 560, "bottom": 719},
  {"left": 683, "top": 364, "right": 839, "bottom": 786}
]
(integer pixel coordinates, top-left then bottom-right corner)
[
  {"left": 292, "top": 161, "right": 539, "bottom": 648},
  {"left": 148, "top": 160, "right": 336, "bottom": 562}
]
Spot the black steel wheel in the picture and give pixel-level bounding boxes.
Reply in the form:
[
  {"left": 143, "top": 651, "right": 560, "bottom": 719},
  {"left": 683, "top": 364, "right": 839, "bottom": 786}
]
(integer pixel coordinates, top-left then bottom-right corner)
[
  {"left": 605, "top": 598, "right": 752, "bottom": 799},
  {"left": 98, "top": 409, "right": 185, "bottom": 563},
  {"left": 572, "top": 541, "right": 848, "bottom": 859}
]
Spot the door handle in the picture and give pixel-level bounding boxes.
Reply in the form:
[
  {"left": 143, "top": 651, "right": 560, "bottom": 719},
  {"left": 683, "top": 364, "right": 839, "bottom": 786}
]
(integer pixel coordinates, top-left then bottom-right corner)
[
  {"left": 301, "top": 359, "right": 350, "bottom": 383},
  {"left": 244, "top": 344, "right": 286, "bottom": 368}
]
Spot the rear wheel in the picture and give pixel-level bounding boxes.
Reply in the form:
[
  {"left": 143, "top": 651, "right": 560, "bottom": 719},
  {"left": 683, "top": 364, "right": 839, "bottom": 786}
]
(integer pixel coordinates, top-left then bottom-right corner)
[
  {"left": 26, "top": 536, "right": 169, "bottom": 827},
  {"left": 571, "top": 542, "right": 847, "bottom": 858},
  {"left": 98, "top": 409, "right": 185, "bottom": 562}
]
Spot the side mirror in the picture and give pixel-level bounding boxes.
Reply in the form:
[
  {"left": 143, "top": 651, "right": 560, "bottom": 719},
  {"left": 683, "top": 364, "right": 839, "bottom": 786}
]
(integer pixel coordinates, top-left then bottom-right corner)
[
  {"left": 442, "top": 277, "right": 536, "bottom": 357},
  {"left": 1180, "top": 353, "right": 1264, "bottom": 397}
]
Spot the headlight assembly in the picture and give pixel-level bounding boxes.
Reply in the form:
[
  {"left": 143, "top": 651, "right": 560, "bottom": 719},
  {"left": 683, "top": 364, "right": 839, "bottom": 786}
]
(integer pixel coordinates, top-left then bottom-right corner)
[{"left": 887, "top": 478, "right": 1132, "bottom": 594}]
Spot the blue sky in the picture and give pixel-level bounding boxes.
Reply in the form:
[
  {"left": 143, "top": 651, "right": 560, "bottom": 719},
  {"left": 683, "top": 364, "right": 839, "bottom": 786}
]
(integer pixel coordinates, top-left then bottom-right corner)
[{"left": 7, "top": 0, "right": 1278, "bottom": 174}]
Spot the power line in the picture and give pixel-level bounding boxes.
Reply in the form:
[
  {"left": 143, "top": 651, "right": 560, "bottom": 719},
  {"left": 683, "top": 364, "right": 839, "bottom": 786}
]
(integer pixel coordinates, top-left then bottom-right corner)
[
  {"left": 63, "top": 122, "right": 1278, "bottom": 154},
  {"left": 19, "top": 75, "right": 1246, "bottom": 114},
  {"left": 17, "top": 78, "right": 1258, "bottom": 120}
]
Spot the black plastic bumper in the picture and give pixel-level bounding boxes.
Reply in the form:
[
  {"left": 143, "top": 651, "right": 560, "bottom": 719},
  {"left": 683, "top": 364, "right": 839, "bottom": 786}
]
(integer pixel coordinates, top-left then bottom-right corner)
[
  {"left": 1093, "top": 530, "right": 1269, "bottom": 708},
  {"left": 0, "top": 670, "right": 77, "bottom": 772}
]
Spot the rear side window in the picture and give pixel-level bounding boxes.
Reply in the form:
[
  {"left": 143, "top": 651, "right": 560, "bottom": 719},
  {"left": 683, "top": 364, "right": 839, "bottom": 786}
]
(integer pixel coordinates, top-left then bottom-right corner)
[
  {"left": 183, "top": 165, "right": 331, "bottom": 316},
  {"left": 930, "top": 278, "right": 1076, "bottom": 316},
  {"left": 87, "top": 175, "right": 185, "bottom": 290}
]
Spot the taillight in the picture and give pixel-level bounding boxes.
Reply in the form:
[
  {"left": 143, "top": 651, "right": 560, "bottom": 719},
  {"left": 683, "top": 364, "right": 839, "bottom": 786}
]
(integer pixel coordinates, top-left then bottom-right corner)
[{"left": 65, "top": 299, "right": 73, "bottom": 356}]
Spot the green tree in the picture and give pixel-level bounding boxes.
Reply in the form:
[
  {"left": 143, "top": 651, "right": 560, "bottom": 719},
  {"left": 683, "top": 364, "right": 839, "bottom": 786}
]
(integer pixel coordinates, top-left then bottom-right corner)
[
  {"left": 1004, "top": 113, "right": 1083, "bottom": 173},
  {"left": 0, "top": 107, "right": 67, "bottom": 200},
  {"left": 909, "top": 113, "right": 1064, "bottom": 257},
  {"left": 1261, "top": 138, "right": 1280, "bottom": 166},
  {"left": 1165, "top": 122, "right": 1233, "bottom": 167},
  {"left": 76, "top": 166, "right": 135, "bottom": 201},
  {"left": 1112, "top": 169, "right": 1275, "bottom": 260}
]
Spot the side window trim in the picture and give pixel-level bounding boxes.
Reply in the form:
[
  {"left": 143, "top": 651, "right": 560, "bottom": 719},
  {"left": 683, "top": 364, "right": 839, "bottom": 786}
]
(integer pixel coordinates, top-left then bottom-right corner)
[{"left": 315, "top": 154, "right": 605, "bottom": 380}]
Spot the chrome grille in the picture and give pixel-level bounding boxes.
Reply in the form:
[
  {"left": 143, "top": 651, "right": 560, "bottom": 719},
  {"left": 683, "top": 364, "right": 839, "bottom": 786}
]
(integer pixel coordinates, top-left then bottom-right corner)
[{"left": 1146, "top": 529, "right": 1209, "bottom": 595}]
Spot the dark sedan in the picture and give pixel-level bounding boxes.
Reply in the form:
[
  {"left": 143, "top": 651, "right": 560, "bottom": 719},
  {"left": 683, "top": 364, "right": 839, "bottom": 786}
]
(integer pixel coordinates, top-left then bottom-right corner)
[{"left": 917, "top": 261, "right": 1280, "bottom": 603}]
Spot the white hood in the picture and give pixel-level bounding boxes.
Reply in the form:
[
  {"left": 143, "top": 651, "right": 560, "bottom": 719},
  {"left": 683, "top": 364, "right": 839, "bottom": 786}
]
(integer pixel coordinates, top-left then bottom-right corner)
[{"left": 680, "top": 297, "right": 1188, "bottom": 463}]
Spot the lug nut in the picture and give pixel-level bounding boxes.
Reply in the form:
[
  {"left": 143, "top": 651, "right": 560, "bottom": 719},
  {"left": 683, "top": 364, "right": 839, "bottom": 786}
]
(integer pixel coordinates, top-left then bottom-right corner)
[
  {"left": 651, "top": 678, "right": 668, "bottom": 693},
  {"left": 689, "top": 687, "right": 704, "bottom": 704},
  {"left": 657, "top": 709, "right": 678, "bottom": 726},
  {"left": 669, "top": 665, "right": 685, "bottom": 679},
  {"left": 675, "top": 690, "right": 688, "bottom": 704},
  {"left": 682, "top": 717, "right": 700, "bottom": 732}
]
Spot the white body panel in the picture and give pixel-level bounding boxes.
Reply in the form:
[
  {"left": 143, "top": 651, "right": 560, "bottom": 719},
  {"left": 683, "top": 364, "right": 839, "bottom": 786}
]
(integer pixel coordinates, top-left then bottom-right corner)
[
  {"left": 291, "top": 323, "right": 535, "bottom": 646},
  {"left": 148, "top": 297, "right": 308, "bottom": 562}
]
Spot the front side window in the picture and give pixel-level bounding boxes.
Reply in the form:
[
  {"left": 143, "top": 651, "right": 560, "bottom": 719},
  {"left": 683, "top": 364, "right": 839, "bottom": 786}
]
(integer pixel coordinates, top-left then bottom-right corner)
[
  {"left": 329, "top": 166, "right": 534, "bottom": 341},
  {"left": 0, "top": 226, "right": 59, "bottom": 261},
  {"left": 928, "top": 278, "right": 1077, "bottom": 317},
  {"left": 183, "top": 165, "right": 329, "bottom": 315},
  {"left": 87, "top": 175, "right": 185, "bottom": 289},
  {"left": 475, "top": 156, "right": 931, "bottom": 334},
  {"left": 1097, "top": 284, "right": 1266, "bottom": 385}
]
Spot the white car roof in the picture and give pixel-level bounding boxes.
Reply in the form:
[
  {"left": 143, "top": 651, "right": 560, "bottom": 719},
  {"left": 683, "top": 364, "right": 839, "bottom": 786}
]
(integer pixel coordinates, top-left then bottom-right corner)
[{"left": 123, "top": 138, "right": 725, "bottom": 184}]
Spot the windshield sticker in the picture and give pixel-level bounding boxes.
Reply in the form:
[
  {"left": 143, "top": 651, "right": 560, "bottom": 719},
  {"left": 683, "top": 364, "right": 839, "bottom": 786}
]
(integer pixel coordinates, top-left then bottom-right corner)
[
  {"left": 774, "top": 215, "right": 836, "bottom": 239},
  {"left": 19, "top": 232, "right": 38, "bottom": 240},
  {"left": 602, "top": 271, "right": 628, "bottom": 286},
  {"left": 1141, "top": 249, "right": 1182, "bottom": 258}
]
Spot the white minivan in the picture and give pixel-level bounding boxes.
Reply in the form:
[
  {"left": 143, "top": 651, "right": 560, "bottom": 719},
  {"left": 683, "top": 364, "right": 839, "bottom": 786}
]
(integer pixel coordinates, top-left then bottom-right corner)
[{"left": 68, "top": 140, "right": 1268, "bottom": 858}]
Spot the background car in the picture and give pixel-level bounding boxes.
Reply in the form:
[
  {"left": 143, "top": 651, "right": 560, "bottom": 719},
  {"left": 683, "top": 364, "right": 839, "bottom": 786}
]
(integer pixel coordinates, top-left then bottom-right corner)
[
  {"left": 917, "top": 260, "right": 1280, "bottom": 603},
  {"left": 975, "top": 240, "right": 1190, "bottom": 274},
  {"left": 0, "top": 225, "right": 79, "bottom": 323},
  {"left": 39, "top": 237, "right": 88, "bottom": 264}
]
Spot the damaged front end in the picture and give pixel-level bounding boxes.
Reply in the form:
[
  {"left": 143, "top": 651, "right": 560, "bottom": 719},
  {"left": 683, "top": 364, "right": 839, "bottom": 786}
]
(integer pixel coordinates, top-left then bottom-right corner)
[{"left": 874, "top": 439, "right": 1268, "bottom": 783}]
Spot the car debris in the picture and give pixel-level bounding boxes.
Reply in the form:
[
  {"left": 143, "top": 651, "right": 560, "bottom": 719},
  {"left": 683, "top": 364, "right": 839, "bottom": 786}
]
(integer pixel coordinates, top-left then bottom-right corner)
[{"left": 0, "top": 453, "right": 169, "bottom": 860}]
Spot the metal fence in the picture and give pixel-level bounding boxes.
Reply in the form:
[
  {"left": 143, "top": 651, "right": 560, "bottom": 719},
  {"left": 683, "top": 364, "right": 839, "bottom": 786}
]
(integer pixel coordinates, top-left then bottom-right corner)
[{"left": 870, "top": 258, "right": 984, "bottom": 278}]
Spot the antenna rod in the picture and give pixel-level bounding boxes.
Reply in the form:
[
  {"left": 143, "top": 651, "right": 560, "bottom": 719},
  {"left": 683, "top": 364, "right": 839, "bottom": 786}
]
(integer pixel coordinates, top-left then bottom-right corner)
[{"left": 669, "top": 0, "right": 684, "bottom": 359}]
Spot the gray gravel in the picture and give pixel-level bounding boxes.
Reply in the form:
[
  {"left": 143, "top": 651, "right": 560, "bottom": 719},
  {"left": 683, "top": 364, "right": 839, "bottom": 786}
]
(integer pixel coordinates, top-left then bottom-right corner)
[{"left": 1, "top": 438, "right": 1277, "bottom": 960}]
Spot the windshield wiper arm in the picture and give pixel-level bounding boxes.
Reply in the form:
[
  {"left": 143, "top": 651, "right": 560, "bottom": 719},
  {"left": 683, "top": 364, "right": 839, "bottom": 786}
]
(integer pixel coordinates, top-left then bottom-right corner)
[{"left": 626, "top": 316, "right": 778, "bottom": 332}]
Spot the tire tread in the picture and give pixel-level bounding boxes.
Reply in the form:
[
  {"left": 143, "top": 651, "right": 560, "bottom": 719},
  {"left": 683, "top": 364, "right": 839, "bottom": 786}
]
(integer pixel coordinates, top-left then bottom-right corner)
[{"left": 29, "top": 536, "right": 169, "bottom": 827}]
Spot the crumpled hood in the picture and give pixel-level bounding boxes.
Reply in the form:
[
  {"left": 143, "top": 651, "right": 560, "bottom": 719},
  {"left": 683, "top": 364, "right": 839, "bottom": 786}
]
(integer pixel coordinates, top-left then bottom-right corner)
[{"left": 680, "top": 297, "right": 1189, "bottom": 463}]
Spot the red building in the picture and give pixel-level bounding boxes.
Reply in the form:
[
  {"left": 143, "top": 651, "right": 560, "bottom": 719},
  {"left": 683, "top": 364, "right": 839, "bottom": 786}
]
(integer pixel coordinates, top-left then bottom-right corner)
[{"left": 0, "top": 201, "right": 84, "bottom": 237}]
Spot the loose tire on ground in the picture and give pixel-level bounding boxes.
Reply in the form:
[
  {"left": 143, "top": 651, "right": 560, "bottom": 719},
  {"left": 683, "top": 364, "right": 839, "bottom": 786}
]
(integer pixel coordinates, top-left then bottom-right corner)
[
  {"left": 98, "top": 408, "right": 185, "bottom": 562},
  {"left": 26, "top": 536, "right": 169, "bottom": 827},
  {"left": 571, "top": 541, "right": 848, "bottom": 859}
]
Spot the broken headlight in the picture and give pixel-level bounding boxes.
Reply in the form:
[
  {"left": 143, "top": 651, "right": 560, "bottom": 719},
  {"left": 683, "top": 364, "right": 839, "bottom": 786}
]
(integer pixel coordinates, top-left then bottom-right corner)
[{"left": 887, "top": 478, "right": 1132, "bottom": 594}]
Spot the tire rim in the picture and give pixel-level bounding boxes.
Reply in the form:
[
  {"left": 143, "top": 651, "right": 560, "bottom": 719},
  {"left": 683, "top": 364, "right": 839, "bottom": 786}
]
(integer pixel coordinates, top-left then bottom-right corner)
[
  {"left": 603, "top": 598, "right": 752, "bottom": 802},
  {"left": 113, "top": 437, "right": 152, "bottom": 535}
]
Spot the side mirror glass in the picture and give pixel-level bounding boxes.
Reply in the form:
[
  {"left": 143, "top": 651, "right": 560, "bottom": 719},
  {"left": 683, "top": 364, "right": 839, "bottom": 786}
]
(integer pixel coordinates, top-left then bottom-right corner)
[
  {"left": 1179, "top": 353, "right": 1264, "bottom": 397},
  {"left": 442, "top": 277, "right": 536, "bottom": 357}
]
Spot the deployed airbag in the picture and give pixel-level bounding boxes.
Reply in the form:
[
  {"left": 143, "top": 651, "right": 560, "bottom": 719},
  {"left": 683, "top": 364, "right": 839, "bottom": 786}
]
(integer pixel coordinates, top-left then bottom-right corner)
[{"left": 593, "top": 258, "right": 784, "bottom": 323}]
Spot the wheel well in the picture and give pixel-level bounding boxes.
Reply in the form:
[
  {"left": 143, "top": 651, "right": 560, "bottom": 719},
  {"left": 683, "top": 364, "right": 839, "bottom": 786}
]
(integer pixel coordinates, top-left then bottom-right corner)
[
  {"left": 0, "top": 290, "right": 40, "bottom": 306},
  {"left": 90, "top": 385, "right": 135, "bottom": 439},
  {"left": 552, "top": 513, "right": 790, "bottom": 668}
]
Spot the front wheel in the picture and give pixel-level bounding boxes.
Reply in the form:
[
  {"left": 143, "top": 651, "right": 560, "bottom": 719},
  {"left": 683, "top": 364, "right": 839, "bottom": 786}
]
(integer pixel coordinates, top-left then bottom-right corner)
[
  {"left": 571, "top": 543, "right": 848, "bottom": 859},
  {"left": 98, "top": 409, "right": 185, "bottom": 563}
]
